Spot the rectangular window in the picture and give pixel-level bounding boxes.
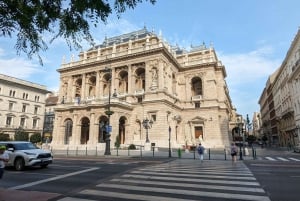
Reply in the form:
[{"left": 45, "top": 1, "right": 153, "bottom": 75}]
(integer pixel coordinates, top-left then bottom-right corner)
[
  {"left": 8, "top": 102, "right": 13, "bottom": 111},
  {"left": 137, "top": 97, "right": 143, "bottom": 103},
  {"left": 34, "top": 106, "right": 38, "bottom": 114},
  {"left": 195, "top": 102, "right": 200, "bottom": 108},
  {"left": 6, "top": 116, "right": 12, "bottom": 126},
  {"left": 22, "top": 104, "right": 26, "bottom": 112},
  {"left": 151, "top": 114, "right": 156, "bottom": 122},
  {"left": 20, "top": 118, "right": 25, "bottom": 127},
  {"left": 33, "top": 119, "right": 37, "bottom": 128}
]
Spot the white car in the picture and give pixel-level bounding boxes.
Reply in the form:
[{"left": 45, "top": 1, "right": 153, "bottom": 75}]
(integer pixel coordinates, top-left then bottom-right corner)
[{"left": 0, "top": 141, "right": 53, "bottom": 171}]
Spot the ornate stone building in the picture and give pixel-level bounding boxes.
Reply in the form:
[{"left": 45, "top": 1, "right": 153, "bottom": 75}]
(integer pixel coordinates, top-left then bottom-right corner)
[{"left": 51, "top": 28, "right": 235, "bottom": 150}]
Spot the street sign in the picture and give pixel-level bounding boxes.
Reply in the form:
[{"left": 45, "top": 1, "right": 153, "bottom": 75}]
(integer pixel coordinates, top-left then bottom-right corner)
[{"left": 106, "top": 125, "right": 112, "bottom": 132}]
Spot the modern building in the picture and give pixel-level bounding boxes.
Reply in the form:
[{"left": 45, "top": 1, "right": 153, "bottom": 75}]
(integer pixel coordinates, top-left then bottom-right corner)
[
  {"left": 51, "top": 28, "right": 236, "bottom": 151},
  {"left": 0, "top": 74, "right": 49, "bottom": 139}
]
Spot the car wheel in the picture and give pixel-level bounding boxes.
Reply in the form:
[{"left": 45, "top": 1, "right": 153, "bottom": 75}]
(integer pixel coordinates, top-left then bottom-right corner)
[{"left": 14, "top": 158, "right": 25, "bottom": 171}]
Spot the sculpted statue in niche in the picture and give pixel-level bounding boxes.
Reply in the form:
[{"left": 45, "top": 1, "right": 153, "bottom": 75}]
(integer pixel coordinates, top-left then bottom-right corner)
[{"left": 150, "top": 68, "right": 158, "bottom": 89}]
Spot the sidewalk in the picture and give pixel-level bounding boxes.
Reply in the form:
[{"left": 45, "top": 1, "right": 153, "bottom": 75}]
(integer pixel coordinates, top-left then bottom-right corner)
[{"left": 0, "top": 188, "right": 61, "bottom": 201}]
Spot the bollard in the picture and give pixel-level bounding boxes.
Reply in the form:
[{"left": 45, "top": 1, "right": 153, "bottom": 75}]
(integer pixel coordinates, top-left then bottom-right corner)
[
  {"left": 193, "top": 148, "right": 196, "bottom": 160},
  {"left": 96, "top": 146, "right": 97, "bottom": 156},
  {"left": 209, "top": 148, "right": 211, "bottom": 160},
  {"left": 178, "top": 148, "right": 182, "bottom": 158},
  {"left": 224, "top": 149, "right": 227, "bottom": 160},
  {"left": 86, "top": 146, "right": 87, "bottom": 156},
  {"left": 76, "top": 147, "right": 78, "bottom": 156},
  {"left": 152, "top": 146, "right": 155, "bottom": 157},
  {"left": 128, "top": 147, "right": 130, "bottom": 156},
  {"left": 140, "top": 146, "right": 142, "bottom": 158},
  {"left": 67, "top": 147, "right": 69, "bottom": 156},
  {"left": 117, "top": 147, "right": 119, "bottom": 156}
]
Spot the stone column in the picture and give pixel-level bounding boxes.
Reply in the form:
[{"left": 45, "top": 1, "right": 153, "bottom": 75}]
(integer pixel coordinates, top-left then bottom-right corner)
[
  {"left": 158, "top": 61, "right": 164, "bottom": 90},
  {"left": 111, "top": 68, "right": 115, "bottom": 94},
  {"left": 67, "top": 77, "right": 73, "bottom": 102},
  {"left": 88, "top": 113, "right": 97, "bottom": 145},
  {"left": 81, "top": 74, "right": 86, "bottom": 100},
  {"left": 128, "top": 64, "right": 133, "bottom": 94},
  {"left": 95, "top": 71, "right": 100, "bottom": 98}
]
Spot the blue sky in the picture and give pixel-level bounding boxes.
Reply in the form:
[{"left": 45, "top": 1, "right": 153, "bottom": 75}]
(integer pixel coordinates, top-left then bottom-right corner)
[{"left": 0, "top": 0, "right": 299, "bottom": 118}]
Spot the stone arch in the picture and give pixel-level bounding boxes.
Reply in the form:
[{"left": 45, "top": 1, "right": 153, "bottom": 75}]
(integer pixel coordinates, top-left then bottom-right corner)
[
  {"left": 80, "top": 117, "right": 90, "bottom": 144},
  {"left": 118, "top": 70, "right": 128, "bottom": 94},
  {"left": 88, "top": 75, "right": 96, "bottom": 97},
  {"left": 102, "top": 73, "right": 110, "bottom": 96},
  {"left": 98, "top": 115, "right": 108, "bottom": 143},
  {"left": 74, "top": 78, "right": 82, "bottom": 98},
  {"left": 191, "top": 77, "right": 203, "bottom": 96},
  {"left": 134, "top": 68, "right": 145, "bottom": 91},
  {"left": 118, "top": 116, "right": 127, "bottom": 144},
  {"left": 64, "top": 118, "right": 73, "bottom": 145}
]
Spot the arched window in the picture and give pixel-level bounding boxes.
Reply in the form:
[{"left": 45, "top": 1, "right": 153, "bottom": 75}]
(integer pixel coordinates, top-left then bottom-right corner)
[
  {"left": 64, "top": 119, "right": 73, "bottom": 145},
  {"left": 191, "top": 77, "right": 202, "bottom": 96}
]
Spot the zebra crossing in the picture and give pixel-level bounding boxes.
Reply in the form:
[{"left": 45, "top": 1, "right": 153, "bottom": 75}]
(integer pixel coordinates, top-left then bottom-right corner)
[
  {"left": 57, "top": 159, "right": 270, "bottom": 201},
  {"left": 259, "top": 156, "right": 300, "bottom": 162}
]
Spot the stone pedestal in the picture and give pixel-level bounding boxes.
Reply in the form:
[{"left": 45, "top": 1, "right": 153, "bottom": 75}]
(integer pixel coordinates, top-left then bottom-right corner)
[{"left": 144, "top": 142, "right": 151, "bottom": 151}]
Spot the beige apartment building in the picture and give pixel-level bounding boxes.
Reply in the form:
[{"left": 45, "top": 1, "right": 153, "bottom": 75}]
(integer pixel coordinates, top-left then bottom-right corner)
[
  {"left": 0, "top": 74, "right": 49, "bottom": 139},
  {"left": 51, "top": 28, "right": 236, "bottom": 150},
  {"left": 259, "top": 28, "right": 300, "bottom": 147}
]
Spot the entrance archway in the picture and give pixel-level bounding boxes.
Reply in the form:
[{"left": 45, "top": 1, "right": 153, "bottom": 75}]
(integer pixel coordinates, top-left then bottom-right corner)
[
  {"left": 64, "top": 119, "right": 73, "bottom": 145},
  {"left": 81, "top": 117, "right": 90, "bottom": 144},
  {"left": 119, "top": 117, "right": 126, "bottom": 144},
  {"left": 98, "top": 116, "right": 108, "bottom": 143}
]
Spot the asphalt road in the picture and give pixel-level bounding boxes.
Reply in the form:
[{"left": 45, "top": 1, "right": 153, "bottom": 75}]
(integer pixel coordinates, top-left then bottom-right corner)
[{"left": 0, "top": 148, "right": 299, "bottom": 201}]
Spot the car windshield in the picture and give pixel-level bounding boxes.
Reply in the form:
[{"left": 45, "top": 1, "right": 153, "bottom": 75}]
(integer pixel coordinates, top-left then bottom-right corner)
[{"left": 14, "top": 143, "right": 38, "bottom": 150}]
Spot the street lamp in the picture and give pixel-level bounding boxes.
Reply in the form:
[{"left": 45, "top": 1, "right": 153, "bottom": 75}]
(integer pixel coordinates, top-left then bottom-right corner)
[
  {"left": 238, "top": 119, "right": 244, "bottom": 160},
  {"left": 142, "top": 118, "right": 153, "bottom": 143},
  {"left": 104, "top": 67, "right": 114, "bottom": 155},
  {"left": 168, "top": 126, "right": 171, "bottom": 158}
]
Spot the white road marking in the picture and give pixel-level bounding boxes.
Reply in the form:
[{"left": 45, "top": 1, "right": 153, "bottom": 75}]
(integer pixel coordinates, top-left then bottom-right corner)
[
  {"left": 80, "top": 190, "right": 203, "bottom": 201},
  {"left": 8, "top": 167, "right": 99, "bottom": 190},
  {"left": 276, "top": 157, "right": 289, "bottom": 161},
  {"left": 265, "top": 157, "right": 276, "bottom": 161},
  {"left": 289, "top": 157, "right": 300, "bottom": 161},
  {"left": 130, "top": 170, "right": 256, "bottom": 180},
  {"left": 111, "top": 178, "right": 265, "bottom": 193},
  {"left": 95, "top": 184, "right": 271, "bottom": 201},
  {"left": 121, "top": 174, "right": 260, "bottom": 186}
]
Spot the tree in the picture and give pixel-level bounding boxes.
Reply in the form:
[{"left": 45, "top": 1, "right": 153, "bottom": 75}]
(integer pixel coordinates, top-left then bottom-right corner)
[
  {"left": 0, "top": 0, "right": 156, "bottom": 64},
  {"left": 114, "top": 135, "right": 120, "bottom": 149},
  {"left": 30, "top": 132, "right": 42, "bottom": 144},
  {"left": 15, "top": 128, "right": 29, "bottom": 141},
  {"left": 0, "top": 133, "right": 10, "bottom": 141}
]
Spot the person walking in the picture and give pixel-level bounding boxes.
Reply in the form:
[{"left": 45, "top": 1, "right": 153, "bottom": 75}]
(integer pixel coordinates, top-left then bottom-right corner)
[
  {"left": 230, "top": 142, "right": 238, "bottom": 163},
  {"left": 0, "top": 145, "right": 9, "bottom": 179},
  {"left": 197, "top": 143, "right": 205, "bottom": 162}
]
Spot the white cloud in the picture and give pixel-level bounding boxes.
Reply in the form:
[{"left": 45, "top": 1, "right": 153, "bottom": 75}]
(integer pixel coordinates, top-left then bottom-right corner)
[
  {"left": 218, "top": 46, "right": 281, "bottom": 87},
  {"left": 0, "top": 56, "right": 41, "bottom": 79}
]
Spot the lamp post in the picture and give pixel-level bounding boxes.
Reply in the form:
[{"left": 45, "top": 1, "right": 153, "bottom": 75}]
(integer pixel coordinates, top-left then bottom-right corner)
[
  {"left": 104, "top": 67, "right": 114, "bottom": 155},
  {"left": 142, "top": 118, "right": 153, "bottom": 143},
  {"left": 238, "top": 120, "right": 244, "bottom": 160},
  {"left": 168, "top": 126, "right": 171, "bottom": 158}
]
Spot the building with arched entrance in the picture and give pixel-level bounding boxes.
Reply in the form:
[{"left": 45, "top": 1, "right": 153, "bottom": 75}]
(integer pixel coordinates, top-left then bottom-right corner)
[{"left": 51, "top": 28, "right": 236, "bottom": 150}]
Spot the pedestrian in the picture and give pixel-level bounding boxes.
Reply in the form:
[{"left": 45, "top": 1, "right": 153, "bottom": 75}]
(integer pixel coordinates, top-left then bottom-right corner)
[
  {"left": 197, "top": 143, "right": 205, "bottom": 162},
  {"left": 230, "top": 142, "right": 238, "bottom": 163},
  {"left": 0, "top": 145, "right": 9, "bottom": 179}
]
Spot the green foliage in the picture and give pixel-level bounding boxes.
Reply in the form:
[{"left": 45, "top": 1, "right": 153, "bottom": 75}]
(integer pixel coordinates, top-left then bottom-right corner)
[
  {"left": 114, "top": 135, "right": 120, "bottom": 148},
  {"left": 14, "top": 129, "right": 29, "bottom": 141},
  {"left": 0, "top": 0, "right": 156, "bottom": 64},
  {"left": 128, "top": 144, "right": 136, "bottom": 150},
  {"left": 30, "top": 133, "right": 42, "bottom": 144},
  {"left": 0, "top": 133, "right": 10, "bottom": 141}
]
